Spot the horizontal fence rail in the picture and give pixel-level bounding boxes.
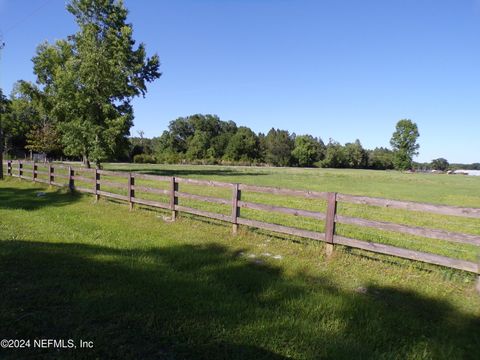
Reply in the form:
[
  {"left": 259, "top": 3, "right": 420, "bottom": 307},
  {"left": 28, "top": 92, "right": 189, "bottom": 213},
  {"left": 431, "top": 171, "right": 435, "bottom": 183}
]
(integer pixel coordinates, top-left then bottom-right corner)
[{"left": 3, "top": 160, "right": 480, "bottom": 275}]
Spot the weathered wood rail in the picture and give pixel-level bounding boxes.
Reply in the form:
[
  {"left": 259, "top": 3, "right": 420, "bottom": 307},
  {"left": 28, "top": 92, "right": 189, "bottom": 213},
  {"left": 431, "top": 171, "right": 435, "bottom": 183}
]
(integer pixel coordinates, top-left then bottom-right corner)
[{"left": 3, "top": 160, "right": 480, "bottom": 276}]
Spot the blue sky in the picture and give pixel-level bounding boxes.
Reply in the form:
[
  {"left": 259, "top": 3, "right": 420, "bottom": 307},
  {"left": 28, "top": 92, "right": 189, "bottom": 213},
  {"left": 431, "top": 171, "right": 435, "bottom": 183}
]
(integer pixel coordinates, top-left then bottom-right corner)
[{"left": 1, "top": 0, "right": 479, "bottom": 163}]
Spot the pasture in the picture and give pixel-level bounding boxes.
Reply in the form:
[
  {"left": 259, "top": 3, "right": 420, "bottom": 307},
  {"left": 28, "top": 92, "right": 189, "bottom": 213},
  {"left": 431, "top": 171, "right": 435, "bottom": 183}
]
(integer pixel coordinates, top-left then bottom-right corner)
[
  {"left": 0, "top": 164, "right": 479, "bottom": 359},
  {"left": 100, "top": 164, "right": 480, "bottom": 264},
  {"left": 105, "top": 163, "right": 480, "bottom": 207}
]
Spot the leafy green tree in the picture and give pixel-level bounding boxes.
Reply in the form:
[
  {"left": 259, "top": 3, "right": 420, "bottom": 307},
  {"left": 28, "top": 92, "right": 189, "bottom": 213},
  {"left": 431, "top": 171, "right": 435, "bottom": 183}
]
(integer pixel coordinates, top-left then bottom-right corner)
[
  {"left": 153, "top": 131, "right": 174, "bottom": 160},
  {"left": 129, "top": 135, "right": 154, "bottom": 160},
  {"left": 257, "top": 132, "right": 267, "bottom": 163},
  {"left": 157, "top": 115, "right": 236, "bottom": 161},
  {"left": 344, "top": 139, "right": 367, "bottom": 168},
  {"left": 2, "top": 102, "right": 27, "bottom": 157},
  {"left": 167, "top": 117, "right": 195, "bottom": 154},
  {"left": 431, "top": 158, "right": 449, "bottom": 171},
  {"left": 188, "top": 114, "right": 222, "bottom": 137},
  {"left": 210, "top": 120, "right": 237, "bottom": 159},
  {"left": 390, "top": 119, "right": 420, "bottom": 170},
  {"left": 10, "top": 81, "right": 62, "bottom": 158},
  {"left": 25, "top": 121, "right": 62, "bottom": 157},
  {"left": 291, "top": 135, "right": 323, "bottom": 167},
  {"left": 316, "top": 137, "right": 326, "bottom": 162},
  {"left": 0, "top": 87, "right": 33, "bottom": 162},
  {"left": 264, "top": 128, "right": 295, "bottom": 166},
  {"left": 31, "top": 0, "right": 160, "bottom": 167},
  {"left": 321, "top": 140, "right": 347, "bottom": 168},
  {"left": 186, "top": 130, "right": 209, "bottom": 160},
  {"left": 367, "top": 147, "right": 394, "bottom": 170},
  {"left": 224, "top": 127, "right": 259, "bottom": 162}
]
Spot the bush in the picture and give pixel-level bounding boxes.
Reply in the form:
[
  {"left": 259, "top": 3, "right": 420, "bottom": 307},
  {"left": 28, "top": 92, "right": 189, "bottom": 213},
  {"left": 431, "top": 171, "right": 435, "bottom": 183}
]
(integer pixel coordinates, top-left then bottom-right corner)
[
  {"left": 133, "top": 154, "right": 156, "bottom": 164},
  {"left": 155, "top": 151, "right": 183, "bottom": 164}
]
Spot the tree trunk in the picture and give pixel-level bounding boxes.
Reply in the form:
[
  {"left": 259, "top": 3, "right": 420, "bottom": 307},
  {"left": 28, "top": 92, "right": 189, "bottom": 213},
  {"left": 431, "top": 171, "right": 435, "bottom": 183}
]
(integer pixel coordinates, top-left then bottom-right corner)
[
  {"left": 83, "top": 154, "right": 91, "bottom": 169},
  {"left": 0, "top": 125, "right": 4, "bottom": 180},
  {"left": 0, "top": 151, "right": 3, "bottom": 180},
  {"left": 4, "top": 137, "right": 10, "bottom": 155}
]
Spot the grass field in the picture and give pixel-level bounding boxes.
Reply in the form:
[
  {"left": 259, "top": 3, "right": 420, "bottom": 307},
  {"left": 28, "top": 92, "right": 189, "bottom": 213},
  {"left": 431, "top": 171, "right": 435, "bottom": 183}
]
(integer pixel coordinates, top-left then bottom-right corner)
[
  {"left": 1, "top": 165, "right": 480, "bottom": 359},
  {"left": 100, "top": 164, "right": 480, "bottom": 263},
  {"left": 105, "top": 163, "right": 480, "bottom": 206}
]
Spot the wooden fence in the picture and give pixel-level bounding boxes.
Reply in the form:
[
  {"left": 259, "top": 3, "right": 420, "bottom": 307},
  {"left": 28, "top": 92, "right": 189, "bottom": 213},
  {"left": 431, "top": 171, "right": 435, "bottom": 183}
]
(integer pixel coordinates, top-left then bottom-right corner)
[{"left": 3, "top": 160, "right": 480, "bottom": 276}]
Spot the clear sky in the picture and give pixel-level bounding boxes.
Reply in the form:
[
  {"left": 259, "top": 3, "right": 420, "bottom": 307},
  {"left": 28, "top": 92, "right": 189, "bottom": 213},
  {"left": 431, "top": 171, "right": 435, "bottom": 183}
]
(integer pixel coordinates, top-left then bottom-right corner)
[{"left": 1, "top": 0, "right": 479, "bottom": 163}]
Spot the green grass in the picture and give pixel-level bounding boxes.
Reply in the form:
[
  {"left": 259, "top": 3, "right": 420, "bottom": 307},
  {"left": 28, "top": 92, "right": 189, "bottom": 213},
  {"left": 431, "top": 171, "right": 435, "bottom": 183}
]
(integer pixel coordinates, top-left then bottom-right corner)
[
  {"left": 104, "top": 163, "right": 480, "bottom": 206},
  {"left": 99, "top": 164, "right": 480, "bottom": 263},
  {"left": 0, "top": 175, "right": 479, "bottom": 359}
]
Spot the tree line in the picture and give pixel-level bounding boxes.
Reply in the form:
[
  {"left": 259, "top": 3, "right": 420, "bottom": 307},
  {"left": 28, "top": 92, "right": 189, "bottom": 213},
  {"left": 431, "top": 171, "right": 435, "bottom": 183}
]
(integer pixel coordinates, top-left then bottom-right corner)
[
  {"left": 129, "top": 114, "right": 420, "bottom": 170},
  {"left": 129, "top": 117, "right": 476, "bottom": 171}
]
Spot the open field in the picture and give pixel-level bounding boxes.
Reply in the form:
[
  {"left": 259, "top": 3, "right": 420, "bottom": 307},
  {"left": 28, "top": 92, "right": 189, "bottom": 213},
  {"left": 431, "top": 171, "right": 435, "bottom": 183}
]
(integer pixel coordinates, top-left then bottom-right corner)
[
  {"left": 1, "top": 166, "right": 480, "bottom": 359},
  {"left": 101, "top": 164, "right": 480, "bottom": 264},
  {"left": 6, "top": 162, "right": 480, "bottom": 263},
  {"left": 104, "top": 163, "right": 480, "bottom": 207}
]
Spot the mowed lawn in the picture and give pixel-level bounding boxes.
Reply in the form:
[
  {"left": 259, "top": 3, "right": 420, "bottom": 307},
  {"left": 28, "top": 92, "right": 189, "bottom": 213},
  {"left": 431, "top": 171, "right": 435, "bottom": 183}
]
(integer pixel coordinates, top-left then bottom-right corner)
[{"left": 0, "top": 166, "right": 480, "bottom": 359}]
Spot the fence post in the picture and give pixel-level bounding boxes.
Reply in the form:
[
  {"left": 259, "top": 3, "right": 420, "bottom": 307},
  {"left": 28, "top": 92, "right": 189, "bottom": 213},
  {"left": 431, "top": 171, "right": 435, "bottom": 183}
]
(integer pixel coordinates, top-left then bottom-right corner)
[
  {"left": 231, "top": 183, "right": 240, "bottom": 234},
  {"left": 68, "top": 166, "right": 75, "bottom": 192},
  {"left": 170, "top": 176, "right": 177, "bottom": 220},
  {"left": 477, "top": 274, "right": 480, "bottom": 295},
  {"left": 324, "top": 192, "right": 337, "bottom": 257},
  {"left": 19, "top": 161, "right": 23, "bottom": 177},
  {"left": 33, "top": 161, "right": 37, "bottom": 182},
  {"left": 7, "top": 160, "right": 12, "bottom": 176},
  {"left": 128, "top": 172, "right": 135, "bottom": 211},
  {"left": 477, "top": 256, "right": 480, "bottom": 295},
  {"left": 94, "top": 168, "right": 101, "bottom": 202},
  {"left": 49, "top": 165, "right": 54, "bottom": 185}
]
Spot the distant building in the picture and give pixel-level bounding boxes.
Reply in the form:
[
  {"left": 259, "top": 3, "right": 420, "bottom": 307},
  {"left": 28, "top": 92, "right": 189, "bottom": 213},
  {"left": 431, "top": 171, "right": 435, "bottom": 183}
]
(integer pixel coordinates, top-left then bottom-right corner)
[{"left": 454, "top": 170, "right": 480, "bottom": 176}]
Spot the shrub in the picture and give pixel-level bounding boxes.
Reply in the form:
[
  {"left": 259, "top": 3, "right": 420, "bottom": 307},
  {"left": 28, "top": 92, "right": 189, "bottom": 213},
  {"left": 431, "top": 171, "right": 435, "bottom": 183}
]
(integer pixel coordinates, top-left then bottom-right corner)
[{"left": 133, "top": 154, "right": 156, "bottom": 164}]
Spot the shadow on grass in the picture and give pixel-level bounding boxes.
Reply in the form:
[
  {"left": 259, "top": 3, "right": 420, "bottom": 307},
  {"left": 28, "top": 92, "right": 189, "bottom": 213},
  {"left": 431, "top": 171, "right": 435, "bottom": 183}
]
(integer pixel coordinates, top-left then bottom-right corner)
[
  {"left": 109, "top": 167, "right": 268, "bottom": 178},
  {"left": 0, "top": 185, "right": 80, "bottom": 211},
  {"left": 0, "top": 241, "right": 478, "bottom": 359}
]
